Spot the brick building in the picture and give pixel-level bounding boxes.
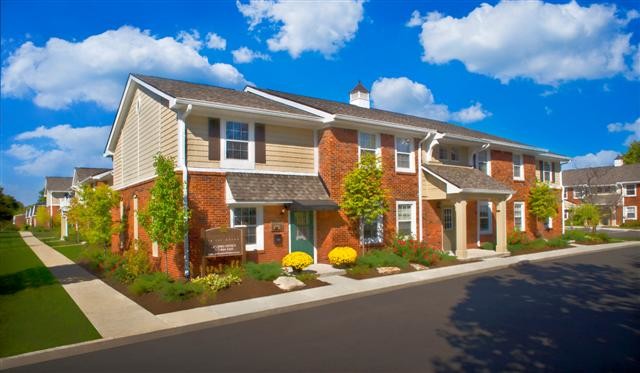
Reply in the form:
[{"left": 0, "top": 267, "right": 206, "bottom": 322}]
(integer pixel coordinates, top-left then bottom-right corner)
[{"left": 105, "top": 74, "right": 568, "bottom": 277}]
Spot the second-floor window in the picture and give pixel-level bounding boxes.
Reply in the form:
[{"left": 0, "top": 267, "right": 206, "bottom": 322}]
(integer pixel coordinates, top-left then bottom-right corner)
[
  {"left": 395, "top": 137, "right": 414, "bottom": 172},
  {"left": 450, "top": 147, "right": 459, "bottom": 162},
  {"left": 475, "top": 150, "right": 490, "bottom": 175},
  {"left": 438, "top": 146, "right": 448, "bottom": 160},
  {"left": 513, "top": 154, "right": 524, "bottom": 180},
  {"left": 563, "top": 188, "right": 568, "bottom": 199},
  {"left": 541, "top": 161, "right": 552, "bottom": 183},
  {"left": 574, "top": 187, "right": 585, "bottom": 199},
  {"left": 226, "top": 121, "right": 249, "bottom": 160},
  {"left": 624, "top": 184, "right": 636, "bottom": 196},
  {"left": 359, "top": 132, "right": 377, "bottom": 159}
]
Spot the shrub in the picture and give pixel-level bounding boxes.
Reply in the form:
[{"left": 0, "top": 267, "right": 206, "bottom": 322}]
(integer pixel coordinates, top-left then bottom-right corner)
[
  {"left": 129, "top": 272, "right": 172, "bottom": 295},
  {"left": 245, "top": 262, "right": 283, "bottom": 281},
  {"left": 508, "top": 230, "right": 529, "bottom": 245},
  {"left": 112, "top": 248, "right": 152, "bottom": 284},
  {"left": 282, "top": 252, "right": 313, "bottom": 271},
  {"left": 389, "top": 236, "right": 431, "bottom": 265},
  {"left": 160, "top": 280, "right": 204, "bottom": 302},
  {"left": 621, "top": 220, "right": 640, "bottom": 228},
  {"left": 223, "top": 262, "right": 245, "bottom": 278},
  {"left": 356, "top": 249, "right": 409, "bottom": 269},
  {"left": 346, "top": 264, "right": 373, "bottom": 276},
  {"left": 295, "top": 272, "right": 319, "bottom": 282},
  {"left": 546, "top": 237, "right": 569, "bottom": 248},
  {"left": 192, "top": 273, "right": 241, "bottom": 292},
  {"left": 480, "top": 242, "right": 495, "bottom": 251},
  {"left": 328, "top": 247, "right": 358, "bottom": 267},
  {"left": 562, "top": 230, "right": 587, "bottom": 241},
  {"left": 528, "top": 239, "right": 547, "bottom": 250}
]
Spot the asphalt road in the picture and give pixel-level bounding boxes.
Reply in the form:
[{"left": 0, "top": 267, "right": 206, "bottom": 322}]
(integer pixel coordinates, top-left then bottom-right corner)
[{"left": 13, "top": 247, "right": 640, "bottom": 372}]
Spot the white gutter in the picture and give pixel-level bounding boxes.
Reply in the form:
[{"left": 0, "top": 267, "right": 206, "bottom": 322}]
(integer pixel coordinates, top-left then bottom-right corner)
[
  {"left": 177, "top": 104, "right": 193, "bottom": 279},
  {"left": 417, "top": 132, "right": 433, "bottom": 241},
  {"left": 443, "top": 132, "right": 548, "bottom": 153}
]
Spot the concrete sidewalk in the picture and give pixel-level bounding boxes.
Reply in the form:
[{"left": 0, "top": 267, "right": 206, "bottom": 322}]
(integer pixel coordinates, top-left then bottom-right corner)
[
  {"left": 3, "top": 237, "right": 636, "bottom": 370},
  {"left": 19, "top": 232, "right": 168, "bottom": 338}
]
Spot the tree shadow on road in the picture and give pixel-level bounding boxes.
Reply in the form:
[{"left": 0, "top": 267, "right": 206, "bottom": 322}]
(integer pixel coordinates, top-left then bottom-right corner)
[{"left": 433, "top": 259, "right": 640, "bottom": 372}]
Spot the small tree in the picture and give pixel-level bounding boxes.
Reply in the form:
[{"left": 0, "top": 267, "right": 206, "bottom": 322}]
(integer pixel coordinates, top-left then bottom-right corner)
[
  {"left": 572, "top": 204, "right": 600, "bottom": 233},
  {"left": 35, "top": 206, "right": 49, "bottom": 229},
  {"left": 341, "top": 153, "right": 389, "bottom": 254},
  {"left": 79, "top": 184, "right": 120, "bottom": 252},
  {"left": 528, "top": 181, "right": 559, "bottom": 233},
  {"left": 622, "top": 141, "right": 640, "bottom": 164},
  {"left": 67, "top": 194, "right": 88, "bottom": 243},
  {"left": 140, "top": 155, "right": 190, "bottom": 276}
]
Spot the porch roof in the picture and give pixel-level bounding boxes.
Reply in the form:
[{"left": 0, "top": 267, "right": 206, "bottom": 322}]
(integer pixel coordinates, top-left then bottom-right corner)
[
  {"left": 226, "top": 173, "right": 338, "bottom": 210},
  {"left": 424, "top": 164, "right": 514, "bottom": 195}
]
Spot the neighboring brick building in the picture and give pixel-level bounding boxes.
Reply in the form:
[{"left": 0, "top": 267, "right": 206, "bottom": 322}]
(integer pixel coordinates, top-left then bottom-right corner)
[
  {"left": 43, "top": 176, "right": 73, "bottom": 229},
  {"left": 562, "top": 158, "right": 640, "bottom": 226},
  {"left": 105, "top": 74, "right": 568, "bottom": 278}
]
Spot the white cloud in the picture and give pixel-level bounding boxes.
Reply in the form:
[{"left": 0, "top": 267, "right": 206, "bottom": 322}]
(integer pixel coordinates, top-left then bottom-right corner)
[
  {"left": 5, "top": 124, "right": 111, "bottom": 176},
  {"left": 415, "top": 0, "right": 638, "bottom": 85},
  {"left": 406, "top": 10, "right": 427, "bottom": 27},
  {"left": 1, "top": 26, "right": 249, "bottom": 110},
  {"left": 232, "top": 46, "right": 270, "bottom": 64},
  {"left": 608, "top": 117, "right": 640, "bottom": 145},
  {"left": 564, "top": 150, "right": 619, "bottom": 169},
  {"left": 237, "top": 0, "right": 365, "bottom": 58},
  {"left": 544, "top": 106, "right": 552, "bottom": 115},
  {"left": 370, "top": 77, "right": 490, "bottom": 124},
  {"left": 206, "top": 32, "right": 227, "bottom": 50}
]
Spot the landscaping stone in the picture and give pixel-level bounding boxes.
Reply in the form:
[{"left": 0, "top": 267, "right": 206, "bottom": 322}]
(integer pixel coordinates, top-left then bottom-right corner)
[
  {"left": 410, "top": 263, "right": 428, "bottom": 271},
  {"left": 376, "top": 266, "right": 401, "bottom": 275},
  {"left": 273, "top": 276, "right": 306, "bottom": 291}
]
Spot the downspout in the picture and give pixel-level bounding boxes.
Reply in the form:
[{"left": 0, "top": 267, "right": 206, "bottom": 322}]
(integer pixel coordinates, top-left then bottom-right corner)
[
  {"left": 417, "top": 132, "right": 434, "bottom": 241},
  {"left": 178, "top": 104, "right": 193, "bottom": 279}
]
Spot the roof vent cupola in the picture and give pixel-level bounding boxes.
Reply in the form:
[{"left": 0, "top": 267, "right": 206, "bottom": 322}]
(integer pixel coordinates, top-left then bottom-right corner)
[
  {"left": 349, "top": 81, "right": 370, "bottom": 109},
  {"left": 614, "top": 155, "right": 624, "bottom": 167}
]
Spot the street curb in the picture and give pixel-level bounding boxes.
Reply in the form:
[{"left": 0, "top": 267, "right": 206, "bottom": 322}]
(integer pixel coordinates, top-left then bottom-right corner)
[{"left": 1, "top": 241, "right": 636, "bottom": 370}]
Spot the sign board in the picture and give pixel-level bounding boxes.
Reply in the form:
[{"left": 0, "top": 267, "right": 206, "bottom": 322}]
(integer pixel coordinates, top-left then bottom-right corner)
[
  {"left": 271, "top": 221, "right": 284, "bottom": 232},
  {"left": 202, "top": 227, "right": 245, "bottom": 258}
]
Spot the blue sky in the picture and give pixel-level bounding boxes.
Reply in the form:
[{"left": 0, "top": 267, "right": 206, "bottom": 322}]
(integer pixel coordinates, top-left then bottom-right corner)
[{"left": 1, "top": 0, "right": 639, "bottom": 205}]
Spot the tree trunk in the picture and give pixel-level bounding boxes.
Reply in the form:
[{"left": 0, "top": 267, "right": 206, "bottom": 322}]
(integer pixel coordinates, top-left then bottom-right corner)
[{"left": 165, "top": 251, "right": 169, "bottom": 275}]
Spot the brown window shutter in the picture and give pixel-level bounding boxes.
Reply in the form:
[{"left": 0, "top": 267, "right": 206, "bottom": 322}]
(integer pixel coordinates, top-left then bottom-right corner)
[
  {"left": 551, "top": 162, "right": 556, "bottom": 183},
  {"left": 538, "top": 160, "right": 543, "bottom": 180},
  {"left": 208, "top": 118, "right": 220, "bottom": 161},
  {"left": 255, "top": 123, "right": 266, "bottom": 164}
]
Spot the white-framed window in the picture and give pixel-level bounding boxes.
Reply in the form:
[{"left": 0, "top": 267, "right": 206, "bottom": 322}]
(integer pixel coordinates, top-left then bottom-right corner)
[
  {"left": 362, "top": 215, "right": 383, "bottom": 244},
  {"left": 624, "top": 184, "right": 636, "bottom": 196},
  {"left": 624, "top": 206, "right": 637, "bottom": 220},
  {"left": 231, "top": 206, "right": 263, "bottom": 251},
  {"left": 222, "top": 120, "right": 254, "bottom": 169},
  {"left": 564, "top": 209, "right": 569, "bottom": 220},
  {"left": 438, "top": 146, "right": 448, "bottom": 160},
  {"left": 475, "top": 150, "right": 490, "bottom": 175},
  {"left": 443, "top": 207, "right": 453, "bottom": 231},
  {"left": 563, "top": 188, "right": 568, "bottom": 200},
  {"left": 513, "top": 154, "right": 524, "bottom": 180},
  {"left": 478, "top": 201, "right": 492, "bottom": 234},
  {"left": 514, "top": 201, "right": 525, "bottom": 231},
  {"left": 450, "top": 147, "right": 459, "bottom": 162},
  {"left": 574, "top": 187, "right": 585, "bottom": 199},
  {"left": 358, "top": 132, "right": 378, "bottom": 159},
  {"left": 545, "top": 216, "right": 553, "bottom": 229},
  {"left": 152, "top": 242, "right": 159, "bottom": 257},
  {"left": 542, "top": 161, "right": 552, "bottom": 183},
  {"left": 396, "top": 201, "right": 416, "bottom": 238},
  {"left": 395, "top": 137, "right": 414, "bottom": 172}
]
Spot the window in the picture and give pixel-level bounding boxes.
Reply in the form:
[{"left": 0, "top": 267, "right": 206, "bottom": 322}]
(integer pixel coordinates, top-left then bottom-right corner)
[
  {"left": 225, "top": 121, "right": 249, "bottom": 160},
  {"left": 395, "top": 137, "right": 414, "bottom": 172},
  {"left": 545, "top": 216, "right": 553, "bottom": 229},
  {"left": 231, "top": 207, "right": 263, "bottom": 250},
  {"left": 625, "top": 206, "right": 637, "bottom": 220},
  {"left": 438, "top": 146, "right": 448, "bottom": 160},
  {"left": 450, "top": 147, "right": 459, "bottom": 162},
  {"left": 542, "top": 161, "right": 552, "bottom": 183},
  {"left": 563, "top": 188, "right": 568, "bottom": 200},
  {"left": 564, "top": 209, "right": 569, "bottom": 220},
  {"left": 513, "top": 154, "right": 524, "bottom": 180},
  {"left": 362, "top": 216, "right": 383, "bottom": 244},
  {"left": 443, "top": 208, "right": 453, "bottom": 231},
  {"left": 624, "top": 184, "right": 636, "bottom": 196},
  {"left": 514, "top": 202, "right": 525, "bottom": 231},
  {"left": 478, "top": 201, "right": 492, "bottom": 234},
  {"left": 574, "top": 188, "right": 585, "bottom": 199},
  {"left": 359, "top": 132, "right": 377, "bottom": 159},
  {"left": 476, "top": 150, "right": 490, "bottom": 175},
  {"left": 396, "top": 202, "right": 416, "bottom": 238}
]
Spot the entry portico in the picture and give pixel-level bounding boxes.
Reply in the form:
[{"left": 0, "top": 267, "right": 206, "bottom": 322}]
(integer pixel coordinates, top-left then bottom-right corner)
[{"left": 422, "top": 164, "right": 513, "bottom": 258}]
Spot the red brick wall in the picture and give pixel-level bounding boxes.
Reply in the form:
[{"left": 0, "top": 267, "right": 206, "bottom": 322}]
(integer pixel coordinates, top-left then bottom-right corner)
[
  {"left": 423, "top": 201, "right": 442, "bottom": 249},
  {"left": 623, "top": 183, "right": 640, "bottom": 224}
]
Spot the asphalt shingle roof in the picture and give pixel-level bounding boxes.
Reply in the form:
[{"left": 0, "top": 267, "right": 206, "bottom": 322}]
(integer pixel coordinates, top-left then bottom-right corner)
[
  {"left": 45, "top": 177, "right": 72, "bottom": 192},
  {"left": 562, "top": 164, "right": 640, "bottom": 186},
  {"left": 226, "top": 173, "right": 333, "bottom": 202},
  {"left": 74, "top": 167, "right": 111, "bottom": 184},
  {"left": 133, "top": 74, "right": 316, "bottom": 117},
  {"left": 426, "top": 164, "right": 514, "bottom": 193}
]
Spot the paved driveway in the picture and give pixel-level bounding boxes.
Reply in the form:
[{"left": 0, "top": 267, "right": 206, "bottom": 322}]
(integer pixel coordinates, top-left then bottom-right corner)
[{"left": 12, "top": 246, "right": 640, "bottom": 372}]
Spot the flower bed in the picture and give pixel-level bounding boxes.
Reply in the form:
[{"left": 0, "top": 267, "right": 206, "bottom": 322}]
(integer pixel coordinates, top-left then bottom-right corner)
[{"left": 507, "top": 232, "right": 572, "bottom": 255}]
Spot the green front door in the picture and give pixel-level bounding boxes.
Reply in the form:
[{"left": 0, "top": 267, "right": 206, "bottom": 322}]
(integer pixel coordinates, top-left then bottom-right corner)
[{"left": 290, "top": 211, "right": 314, "bottom": 259}]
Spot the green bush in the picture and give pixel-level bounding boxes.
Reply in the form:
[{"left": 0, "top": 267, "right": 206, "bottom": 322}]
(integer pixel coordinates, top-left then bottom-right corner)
[
  {"left": 562, "top": 230, "right": 587, "bottom": 241},
  {"left": 159, "top": 280, "right": 204, "bottom": 302},
  {"left": 508, "top": 230, "right": 529, "bottom": 245},
  {"left": 528, "top": 238, "right": 547, "bottom": 250},
  {"left": 191, "top": 273, "right": 241, "bottom": 292},
  {"left": 621, "top": 220, "right": 640, "bottom": 228},
  {"left": 129, "top": 272, "right": 172, "bottom": 295},
  {"left": 223, "top": 263, "right": 245, "bottom": 278},
  {"left": 356, "top": 249, "right": 409, "bottom": 269},
  {"left": 245, "top": 262, "right": 283, "bottom": 281},
  {"left": 389, "top": 236, "right": 432, "bottom": 265},
  {"left": 346, "top": 264, "right": 373, "bottom": 276},
  {"left": 295, "top": 272, "right": 319, "bottom": 282},
  {"left": 546, "top": 237, "right": 569, "bottom": 248},
  {"left": 480, "top": 242, "right": 495, "bottom": 251}
]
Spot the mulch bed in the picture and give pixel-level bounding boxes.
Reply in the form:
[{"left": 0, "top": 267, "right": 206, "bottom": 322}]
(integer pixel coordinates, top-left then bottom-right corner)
[
  {"left": 78, "top": 262, "right": 327, "bottom": 315},
  {"left": 345, "top": 266, "right": 415, "bottom": 280}
]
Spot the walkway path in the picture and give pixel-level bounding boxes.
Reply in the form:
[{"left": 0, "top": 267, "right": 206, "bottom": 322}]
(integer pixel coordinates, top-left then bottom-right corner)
[{"left": 19, "top": 232, "right": 168, "bottom": 338}]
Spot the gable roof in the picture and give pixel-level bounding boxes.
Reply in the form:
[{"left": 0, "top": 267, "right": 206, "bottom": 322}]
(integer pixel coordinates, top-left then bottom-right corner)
[
  {"left": 45, "top": 177, "right": 72, "bottom": 192},
  {"left": 562, "top": 163, "right": 640, "bottom": 186},
  {"left": 425, "top": 164, "right": 514, "bottom": 194},
  {"left": 74, "top": 167, "right": 112, "bottom": 185},
  {"left": 350, "top": 81, "right": 369, "bottom": 94},
  {"left": 226, "top": 173, "right": 334, "bottom": 203}
]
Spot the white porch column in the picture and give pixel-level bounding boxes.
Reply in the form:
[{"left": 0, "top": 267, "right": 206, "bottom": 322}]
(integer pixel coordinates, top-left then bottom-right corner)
[
  {"left": 455, "top": 200, "right": 467, "bottom": 259},
  {"left": 496, "top": 200, "right": 508, "bottom": 253}
]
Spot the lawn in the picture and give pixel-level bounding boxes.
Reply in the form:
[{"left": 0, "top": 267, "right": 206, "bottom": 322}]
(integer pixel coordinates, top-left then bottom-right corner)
[
  {"left": 0, "top": 231, "right": 101, "bottom": 357},
  {"left": 32, "top": 229, "right": 88, "bottom": 261}
]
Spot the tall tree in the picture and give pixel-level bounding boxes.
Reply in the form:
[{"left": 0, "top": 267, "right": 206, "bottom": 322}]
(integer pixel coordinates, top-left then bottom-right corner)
[
  {"left": 0, "top": 187, "right": 23, "bottom": 221},
  {"left": 571, "top": 204, "right": 600, "bottom": 233},
  {"left": 36, "top": 188, "right": 46, "bottom": 204},
  {"left": 140, "top": 155, "right": 190, "bottom": 276},
  {"left": 622, "top": 141, "right": 640, "bottom": 164},
  {"left": 528, "top": 181, "right": 559, "bottom": 234},
  {"left": 341, "top": 153, "right": 389, "bottom": 253}
]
